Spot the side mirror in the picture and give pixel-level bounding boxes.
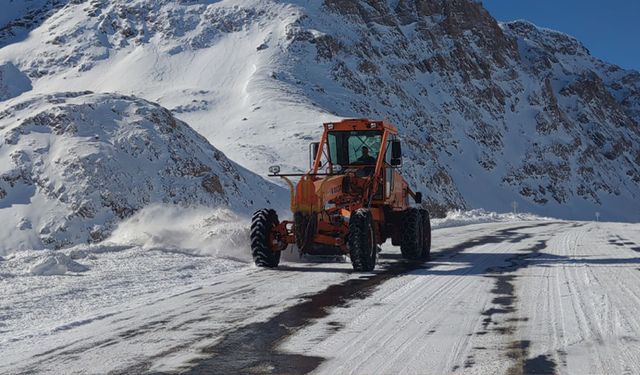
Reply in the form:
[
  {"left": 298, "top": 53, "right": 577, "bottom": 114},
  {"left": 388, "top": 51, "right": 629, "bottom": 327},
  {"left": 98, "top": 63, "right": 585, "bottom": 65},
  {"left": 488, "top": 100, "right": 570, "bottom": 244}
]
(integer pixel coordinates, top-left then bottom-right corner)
[
  {"left": 391, "top": 140, "right": 402, "bottom": 166},
  {"left": 310, "top": 142, "right": 320, "bottom": 168},
  {"left": 414, "top": 191, "right": 422, "bottom": 204},
  {"left": 268, "top": 165, "right": 281, "bottom": 175}
]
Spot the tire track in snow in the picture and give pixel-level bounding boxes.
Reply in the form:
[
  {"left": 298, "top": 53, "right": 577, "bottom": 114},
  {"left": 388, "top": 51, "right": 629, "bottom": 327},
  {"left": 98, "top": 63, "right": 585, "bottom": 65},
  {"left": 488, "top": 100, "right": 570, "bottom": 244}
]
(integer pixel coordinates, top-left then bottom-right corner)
[
  {"left": 315, "top": 223, "right": 560, "bottom": 375},
  {"left": 22, "top": 221, "right": 639, "bottom": 375},
  {"left": 272, "top": 222, "right": 560, "bottom": 375},
  {"left": 515, "top": 223, "right": 640, "bottom": 375},
  {"left": 342, "top": 241, "right": 511, "bottom": 374},
  {"left": 148, "top": 222, "right": 557, "bottom": 375},
  {"left": 478, "top": 227, "right": 567, "bottom": 375},
  {"left": 163, "top": 261, "right": 428, "bottom": 375},
  {"left": 577, "top": 228, "right": 640, "bottom": 374},
  {"left": 564, "top": 225, "right": 629, "bottom": 374}
]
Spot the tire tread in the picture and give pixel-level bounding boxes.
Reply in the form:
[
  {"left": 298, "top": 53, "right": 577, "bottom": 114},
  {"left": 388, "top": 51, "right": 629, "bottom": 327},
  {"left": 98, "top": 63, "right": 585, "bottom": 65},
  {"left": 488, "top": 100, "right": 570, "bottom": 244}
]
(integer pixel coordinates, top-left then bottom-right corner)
[
  {"left": 348, "top": 209, "right": 376, "bottom": 272},
  {"left": 250, "top": 209, "right": 281, "bottom": 268}
]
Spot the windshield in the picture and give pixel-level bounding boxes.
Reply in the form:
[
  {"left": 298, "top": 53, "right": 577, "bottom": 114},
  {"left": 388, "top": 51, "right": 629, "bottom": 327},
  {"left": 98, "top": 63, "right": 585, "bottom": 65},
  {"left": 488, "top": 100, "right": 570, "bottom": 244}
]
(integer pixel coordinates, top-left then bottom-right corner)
[{"left": 327, "top": 131, "right": 382, "bottom": 166}]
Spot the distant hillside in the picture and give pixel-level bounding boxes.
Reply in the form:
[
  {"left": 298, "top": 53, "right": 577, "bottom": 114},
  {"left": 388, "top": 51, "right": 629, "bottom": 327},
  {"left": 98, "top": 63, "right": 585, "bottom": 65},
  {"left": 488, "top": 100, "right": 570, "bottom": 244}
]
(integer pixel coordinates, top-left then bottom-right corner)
[{"left": 0, "top": 92, "right": 281, "bottom": 253}]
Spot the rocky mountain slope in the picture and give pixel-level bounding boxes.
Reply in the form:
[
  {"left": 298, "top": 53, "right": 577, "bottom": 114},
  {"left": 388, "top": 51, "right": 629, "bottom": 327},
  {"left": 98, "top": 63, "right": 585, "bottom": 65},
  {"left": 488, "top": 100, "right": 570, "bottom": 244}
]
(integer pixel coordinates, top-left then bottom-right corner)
[
  {"left": 0, "top": 0, "right": 639, "bottom": 222},
  {"left": 0, "top": 91, "right": 280, "bottom": 253},
  {"left": 283, "top": 0, "right": 640, "bottom": 219}
]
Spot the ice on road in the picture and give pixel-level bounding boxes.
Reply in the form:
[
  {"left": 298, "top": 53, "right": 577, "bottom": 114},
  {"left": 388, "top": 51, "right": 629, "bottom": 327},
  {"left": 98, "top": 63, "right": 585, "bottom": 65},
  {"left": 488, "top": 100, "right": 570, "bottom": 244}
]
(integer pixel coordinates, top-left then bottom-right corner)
[{"left": 2, "top": 220, "right": 640, "bottom": 374}]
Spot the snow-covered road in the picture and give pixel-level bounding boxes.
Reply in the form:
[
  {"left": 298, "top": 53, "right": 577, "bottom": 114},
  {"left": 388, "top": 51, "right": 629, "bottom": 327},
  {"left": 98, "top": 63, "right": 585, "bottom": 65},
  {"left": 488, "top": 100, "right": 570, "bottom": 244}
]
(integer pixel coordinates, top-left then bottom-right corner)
[{"left": 2, "top": 220, "right": 640, "bottom": 374}]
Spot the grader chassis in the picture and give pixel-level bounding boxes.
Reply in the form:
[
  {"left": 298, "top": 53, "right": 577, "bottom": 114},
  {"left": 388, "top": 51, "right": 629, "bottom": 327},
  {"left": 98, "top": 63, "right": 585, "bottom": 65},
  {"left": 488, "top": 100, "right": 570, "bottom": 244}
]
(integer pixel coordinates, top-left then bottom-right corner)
[{"left": 250, "top": 119, "right": 431, "bottom": 271}]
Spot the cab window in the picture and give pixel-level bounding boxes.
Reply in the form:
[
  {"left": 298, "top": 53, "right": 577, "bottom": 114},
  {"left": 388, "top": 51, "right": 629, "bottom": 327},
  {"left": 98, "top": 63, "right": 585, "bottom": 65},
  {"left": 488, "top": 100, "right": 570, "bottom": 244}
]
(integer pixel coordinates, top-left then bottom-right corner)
[{"left": 327, "top": 131, "right": 382, "bottom": 165}]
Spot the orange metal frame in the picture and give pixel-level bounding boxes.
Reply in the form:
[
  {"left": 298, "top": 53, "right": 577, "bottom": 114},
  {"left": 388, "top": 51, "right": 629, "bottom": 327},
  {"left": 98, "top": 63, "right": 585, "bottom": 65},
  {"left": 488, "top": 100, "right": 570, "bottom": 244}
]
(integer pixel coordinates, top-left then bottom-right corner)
[
  {"left": 312, "top": 119, "right": 398, "bottom": 173},
  {"left": 272, "top": 119, "right": 411, "bottom": 253}
]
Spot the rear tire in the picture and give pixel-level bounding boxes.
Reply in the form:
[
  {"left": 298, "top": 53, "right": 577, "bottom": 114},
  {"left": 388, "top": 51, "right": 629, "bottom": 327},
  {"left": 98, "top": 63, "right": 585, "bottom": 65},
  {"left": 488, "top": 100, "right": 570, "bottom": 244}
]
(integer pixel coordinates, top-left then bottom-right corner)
[
  {"left": 250, "top": 209, "right": 281, "bottom": 268},
  {"left": 294, "top": 212, "right": 316, "bottom": 254},
  {"left": 400, "top": 208, "right": 423, "bottom": 260},
  {"left": 348, "top": 209, "right": 376, "bottom": 272},
  {"left": 419, "top": 209, "right": 431, "bottom": 260}
]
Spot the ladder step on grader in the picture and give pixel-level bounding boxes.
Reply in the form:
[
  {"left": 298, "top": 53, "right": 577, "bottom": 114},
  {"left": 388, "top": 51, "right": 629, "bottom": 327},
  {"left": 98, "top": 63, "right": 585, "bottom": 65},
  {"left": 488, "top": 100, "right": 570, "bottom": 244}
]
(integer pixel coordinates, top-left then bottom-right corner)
[{"left": 250, "top": 118, "right": 431, "bottom": 272}]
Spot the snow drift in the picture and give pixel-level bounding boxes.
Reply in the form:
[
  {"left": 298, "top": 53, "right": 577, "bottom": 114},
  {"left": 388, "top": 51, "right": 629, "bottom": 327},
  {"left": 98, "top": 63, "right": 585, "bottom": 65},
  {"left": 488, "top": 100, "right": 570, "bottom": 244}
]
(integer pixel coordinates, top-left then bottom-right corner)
[
  {"left": 0, "top": 91, "right": 282, "bottom": 254},
  {"left": 29, "top": 251, "right": 89, "bottom": 276},
  {"left": 105, "top": 204, "right": 252, "bottom": 260}
]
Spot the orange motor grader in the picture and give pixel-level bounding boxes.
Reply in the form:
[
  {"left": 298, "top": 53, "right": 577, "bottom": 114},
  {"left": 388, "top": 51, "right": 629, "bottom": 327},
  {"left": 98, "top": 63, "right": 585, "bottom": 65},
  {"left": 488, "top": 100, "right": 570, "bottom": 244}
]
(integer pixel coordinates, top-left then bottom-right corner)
[{"left": 250, "top": 118, "right": 431, "bottom": 271}]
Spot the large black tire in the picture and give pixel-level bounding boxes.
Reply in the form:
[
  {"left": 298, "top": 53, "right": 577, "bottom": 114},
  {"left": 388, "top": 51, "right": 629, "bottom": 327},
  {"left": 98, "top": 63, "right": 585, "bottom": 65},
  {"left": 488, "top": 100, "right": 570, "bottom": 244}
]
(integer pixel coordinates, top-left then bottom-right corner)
[
  {"left": 419, "top": 209, "right": 431, "bottom": 260},
  {"left": 250, "top": 209, "right": 281, "bottom": 268},
  {"left": 348, "top": 208, "right": 377, "bottom": 272},
  {"left": 294, "top": 212, "right": 316, "bottom": 254},
  {"left": 400, "top": 208, "right": 423, "bottom": 260}
]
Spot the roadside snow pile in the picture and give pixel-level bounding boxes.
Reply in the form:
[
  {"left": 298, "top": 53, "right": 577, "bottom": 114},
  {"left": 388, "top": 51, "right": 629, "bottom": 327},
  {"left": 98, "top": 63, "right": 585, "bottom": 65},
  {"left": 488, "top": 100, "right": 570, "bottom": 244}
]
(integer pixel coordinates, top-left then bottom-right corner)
[
  {"left": 106, "top": 205, "right": 252, "bottom": 261},
  {"left": 0, "top": 91, "right": 281, "bottom": 255},
  {"left": 0, "top": 250, "right": 89, "bottom": 277},
  {"left": 0, "top": 242, "right": 249, "bottom": 352},
  {"left": 431, "top": 209, "right": 555, "bottom": 229},
  {"left": 29, "top": 252, "right": 89, "bottom": 276}
]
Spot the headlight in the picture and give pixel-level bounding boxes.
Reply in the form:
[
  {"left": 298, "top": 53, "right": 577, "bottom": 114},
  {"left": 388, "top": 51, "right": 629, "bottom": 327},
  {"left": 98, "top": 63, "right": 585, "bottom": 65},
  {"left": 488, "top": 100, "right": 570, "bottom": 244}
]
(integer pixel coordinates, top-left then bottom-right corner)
[{"left": 268, "top": 165, "right": 281, "bottom": 174}]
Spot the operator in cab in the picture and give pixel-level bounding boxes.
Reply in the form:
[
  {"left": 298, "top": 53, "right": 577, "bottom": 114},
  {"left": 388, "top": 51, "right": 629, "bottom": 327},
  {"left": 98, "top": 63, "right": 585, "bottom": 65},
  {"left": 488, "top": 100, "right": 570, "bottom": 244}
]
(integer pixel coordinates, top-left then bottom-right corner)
[
  {"left": 355, "top": 146, "right": 376, "bottom": 177},
  {"left": 356, "top": 146, "right": 376, "bottom": 164}
]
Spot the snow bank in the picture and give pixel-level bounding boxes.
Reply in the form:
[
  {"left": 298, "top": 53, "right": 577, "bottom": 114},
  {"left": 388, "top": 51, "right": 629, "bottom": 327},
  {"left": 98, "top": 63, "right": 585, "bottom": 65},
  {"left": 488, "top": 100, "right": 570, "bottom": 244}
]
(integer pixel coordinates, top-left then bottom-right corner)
[
  {"left": 30, "top": 252, "right": 89, "bottom": 276},
  {"left": 432, "top": 209, "right": 554, "bottom": 229},
  {"left": 0, "top": 250, "right": 90, "bottom": 277}
]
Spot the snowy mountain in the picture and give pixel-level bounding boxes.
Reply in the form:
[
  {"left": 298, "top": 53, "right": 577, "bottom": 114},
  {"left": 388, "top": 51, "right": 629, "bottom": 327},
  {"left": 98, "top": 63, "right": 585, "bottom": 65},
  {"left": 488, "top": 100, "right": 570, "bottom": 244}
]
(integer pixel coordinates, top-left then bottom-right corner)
[
  {"left": 2, "top": 4, "right": 640, "bottom": 372},
  {"left": 0, "top": 0, "right": 639, "bottom": 226},
  {"left": 0, "top": 91, "right": 280, "bottom": 254}
]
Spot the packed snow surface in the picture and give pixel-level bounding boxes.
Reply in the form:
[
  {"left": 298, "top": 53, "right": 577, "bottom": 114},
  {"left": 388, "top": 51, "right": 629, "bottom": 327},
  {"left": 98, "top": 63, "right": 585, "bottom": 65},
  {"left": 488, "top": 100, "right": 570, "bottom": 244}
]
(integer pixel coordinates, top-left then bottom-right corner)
[
  {"left": 2, "top": 215, "right": 640, "bottom": 374},
  {"left": 0, "top": 212, "right": 640, "bottom": 374},
  {"left": 432, "top": 208, "right": 553, "bottom": 229},
  {"left": 0, "top": 205, "right": 254, "bottom": 358}
]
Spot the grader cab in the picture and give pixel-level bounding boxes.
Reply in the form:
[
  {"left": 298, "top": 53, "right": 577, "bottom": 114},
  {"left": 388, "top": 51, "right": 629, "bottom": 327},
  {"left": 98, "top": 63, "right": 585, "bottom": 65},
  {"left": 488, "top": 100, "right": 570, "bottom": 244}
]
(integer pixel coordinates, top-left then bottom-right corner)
[{"left": 250, "top": 119, "right": 431, "bottom": 272}]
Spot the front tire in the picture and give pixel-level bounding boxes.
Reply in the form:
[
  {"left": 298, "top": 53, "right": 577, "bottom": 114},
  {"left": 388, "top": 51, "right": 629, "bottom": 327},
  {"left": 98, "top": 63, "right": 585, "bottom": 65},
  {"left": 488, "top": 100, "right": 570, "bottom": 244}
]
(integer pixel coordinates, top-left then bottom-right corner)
[
  {"left": 348, "top": 209, "right": 377, "bottom": 272},
  {"left": 400, "top": 208, "right": 423, "bottom": 260},
  {"left": 250, "top": 209, "right": 281, "bottom": 268}
]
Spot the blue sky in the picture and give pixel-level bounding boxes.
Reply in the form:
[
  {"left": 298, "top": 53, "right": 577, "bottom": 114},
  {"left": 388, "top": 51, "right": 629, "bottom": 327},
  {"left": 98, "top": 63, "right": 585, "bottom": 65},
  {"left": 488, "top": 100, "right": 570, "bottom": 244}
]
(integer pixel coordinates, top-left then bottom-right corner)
[{"left": 481, "top": 0, "right": 640, "bottom": 71}]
